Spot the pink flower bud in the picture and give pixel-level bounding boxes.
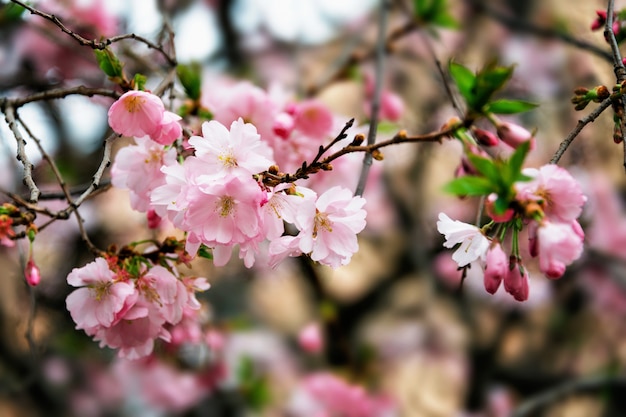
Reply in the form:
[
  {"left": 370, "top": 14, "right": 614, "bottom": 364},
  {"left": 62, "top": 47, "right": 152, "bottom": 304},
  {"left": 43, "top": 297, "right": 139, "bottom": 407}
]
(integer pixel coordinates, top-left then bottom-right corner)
[
  {"left": 503, "top": 259, "right": 529, "bottom": 301},
  {"left": 484, "top": 244, "right": 507, "bottom": 294},
  {"left": 591, "top": 10, "right": 607, "bottom": 31},
  {"left": 485, "top": 193, "right": 514, "bottom": 223},
  {"left": 25, "top": 259, "right": 41, "bottom": 286},
  {"left": 473, "top": 128, "right": 499, "bottom": 147},
  {"left": 298, "top": 322, "right": 324, "bottom": 354},
  {"left": 273, "top": 112, "right": 295, "bottom": 139},
  {"left": 146, "top": 209, "right": 161, "bottom": 229},
  {"left": 379, "top": 91, "right": 404, "bottom": 122},
  {"left": 496, "top": 122, "right": 535, "bottom": 150}
]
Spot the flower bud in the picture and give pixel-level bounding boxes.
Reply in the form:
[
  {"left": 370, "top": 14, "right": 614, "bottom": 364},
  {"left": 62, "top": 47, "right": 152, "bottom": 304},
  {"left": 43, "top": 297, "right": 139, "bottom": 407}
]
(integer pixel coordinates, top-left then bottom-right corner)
[
  {"left": 484, "top": 243, "right": 507, "bottom": 294},
  {"left": 473, "top": 128, "right": 499, "bottom": 147},
  {"left": 273, "top": 112, "right": 295, "bottom": 139},
  {"left": 504, "top": 258, "right": 529, "bottom": 301},
  {"left": 496, "top": 122, "right": 535, "bottom": 150},
  {"left": 298, "top": 322, "right": 324, "bottom": 354},
  {"left": 25, "top": 259, "right": 41, "bottom": 287},
  {"left": 146, "top": 209, "right": 161, "bottom": 229}
]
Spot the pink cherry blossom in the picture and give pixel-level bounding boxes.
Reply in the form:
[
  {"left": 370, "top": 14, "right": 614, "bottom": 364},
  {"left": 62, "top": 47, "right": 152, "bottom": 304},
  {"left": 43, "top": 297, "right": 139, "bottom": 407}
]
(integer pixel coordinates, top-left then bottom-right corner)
[
  {"left": 293, "top": 100, "right": 334, "bottom": 139},
  {"left": 206, "top": 81, "right": 279, "bottom": 142},
  {"left": 437, "top": 213, "right": 490, "bottom": 267},
  {"left": 295, "top": 186, "right": 367, "bottom": 268},
  {"left": 188, "top": 119, "right": 274, "bottom": 177},
  {"left": 111, "top": 136, "right": 178, "bottom": 212},
  {"left": 536, "top": 220, "right": 584, "bottom": 279},
  {"left": 484, "top": 243, "right": 507, "bottom": 294},
  {"left": 108, "top": 91, "right": 165, "bottom": 139},
  {"left": 66, "top": 258, "right": 136, "bottom": 330},
  {"left": 150, "top": 111, "right": 183, "bottom": 145},
  {"left": 93, "top": 299, "right": 171, "bottom": 360},
  {"left": 184, "top": 173, "right": 266, "bottom": 246},
  {"left": 517, "top": 164, "right": 587, "bottom": 222},
  {"left": 289, "top": 372, "right": 395, "bottom": 417}
]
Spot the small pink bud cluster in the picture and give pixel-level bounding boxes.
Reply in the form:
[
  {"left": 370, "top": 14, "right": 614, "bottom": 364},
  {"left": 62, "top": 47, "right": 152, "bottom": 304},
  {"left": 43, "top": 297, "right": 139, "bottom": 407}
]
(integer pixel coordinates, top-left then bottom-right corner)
[
  {"left": 65, "top": 257, "right": 210, "bottom": 359},
  {"left": 108, "top": 90, "right": 182, "bottom": 145},
  {"left": 438, "top": 164, "right": 586, "bottom": 301},
  {"left": 591, "top": 10, "right": 620, "bottom": 34}
]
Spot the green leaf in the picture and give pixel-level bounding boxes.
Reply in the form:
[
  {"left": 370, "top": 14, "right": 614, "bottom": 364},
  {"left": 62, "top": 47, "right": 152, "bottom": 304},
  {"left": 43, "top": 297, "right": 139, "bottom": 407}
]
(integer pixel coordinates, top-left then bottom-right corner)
[
  {"left": 198, "top": 244, "right": 213, "bottom": 260},
  {"left": 449, "top": 62, "right": 476, "bottom": 104},
  {"left": 377, "top": 121, "right": 399, "bottom": 135},
  {"left": 472, "top": 64, "right": 514, "bottom": 109},
  {"left": 1, "top": 2, "right": 26, "bottom": 22},
  {"left": 466, "top": 153, "right": 499, "bottom": 183},
  {"left": 94, "top": 48, "right": 124, "bottom": 78},
  {"left": 133, "top": 73, "right": 147, "bottom": 91},
  {"left": 177, "top": 62, "right": 202, "bottom": 100},
  {"left": 505, "top": 140, "right": 531, "bottom": 182},
  {"left": 443, "top": 176, "right": 495, "bottom": 196},
  {"left": 431, "top": 11, "right": 458, "bottom": 28},
  {"left": 494, "top": 195, "right": 510, "bottom": 215},
  {"left": 485, "top": 99, "right": 538, "bottom": 114}
]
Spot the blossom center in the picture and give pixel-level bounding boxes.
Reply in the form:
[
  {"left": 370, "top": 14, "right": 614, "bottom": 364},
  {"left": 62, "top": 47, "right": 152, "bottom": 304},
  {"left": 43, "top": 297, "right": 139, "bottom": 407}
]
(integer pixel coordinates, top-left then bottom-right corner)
[
  {"left": 217, "top": 196, "right": 235, "bottom": 217},
  {"left": 124, "top": 95, "right": 146, "bottom": 113},
  {"left": 89, "top": 282, "right": 112, "bottom": 301},
  {"left": 218, "top": 150, "right": 238, "bottom": 168},
  {"left": 313, "top": 211, "right": 332, "bottom": 238}
]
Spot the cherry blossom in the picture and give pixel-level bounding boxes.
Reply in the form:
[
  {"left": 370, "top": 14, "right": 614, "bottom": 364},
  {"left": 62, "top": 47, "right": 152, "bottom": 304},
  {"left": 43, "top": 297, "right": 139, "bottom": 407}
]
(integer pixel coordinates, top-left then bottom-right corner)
[
  {"left": 291, "top": 186, "right": 367, "bottom": 268},
  {"left": 108, "top": 91, "right": 165, "bottom": 138},
  {"left": 65, "top": 258, "right": 136, "bottom": 330},
  {"left": 536, "top": 220, "right": 584, "bottom": 279},
  {"left": 111, "top": 136, "right": 178, "bottom": 212},
  {"left": 437, "top": 213, "right": 490, "bottom": 267}
]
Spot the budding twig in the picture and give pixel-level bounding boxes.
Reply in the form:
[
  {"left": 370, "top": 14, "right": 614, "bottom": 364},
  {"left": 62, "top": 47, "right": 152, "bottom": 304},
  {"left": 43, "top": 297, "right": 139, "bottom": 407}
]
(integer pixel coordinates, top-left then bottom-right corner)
[
  {"left": 3, "top": 105, "right": 40, "bottom": 202},
  {"left": 550, "top": 97, "right": 613, "bottom": 164}
]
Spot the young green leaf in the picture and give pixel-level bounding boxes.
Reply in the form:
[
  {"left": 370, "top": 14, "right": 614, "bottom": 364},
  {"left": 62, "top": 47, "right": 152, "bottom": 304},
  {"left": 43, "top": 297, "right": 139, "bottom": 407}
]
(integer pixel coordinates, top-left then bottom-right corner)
[
  {"left": 177, "top": 62, "right": 202, "bottom": 101},
  {"left": 443, "top": 176, "right": 495, "bottom": 196},
  {"left": 133, "top": 73, "right": 147, "bottom": 91},
  {"left": 449, "top": 62, "right": 476, "bottom": 104},
  {"left": 466, "top": 153, "right": 499, "bottom": 183},
  {"left": 485, "top": 99, "right": 538, "bottom": 115},
  {"left": 198, "top": 244, "right": 213, "bottom": 260},
  {"left": 94, "top": 48, "right": 124, "bottom": 78}
]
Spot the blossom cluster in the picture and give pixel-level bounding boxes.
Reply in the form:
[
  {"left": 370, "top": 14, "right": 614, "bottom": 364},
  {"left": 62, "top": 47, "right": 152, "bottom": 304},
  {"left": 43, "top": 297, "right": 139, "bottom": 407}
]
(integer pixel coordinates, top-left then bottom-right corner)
[
  {"left": 438, "top": 164, "right": 586, "bottom": 301},
  {"left": 65, "top": 257, "right": 210, "bottom": 359},
  {"left": 110, "top": 85, "right": 368, "bottom": 269}
]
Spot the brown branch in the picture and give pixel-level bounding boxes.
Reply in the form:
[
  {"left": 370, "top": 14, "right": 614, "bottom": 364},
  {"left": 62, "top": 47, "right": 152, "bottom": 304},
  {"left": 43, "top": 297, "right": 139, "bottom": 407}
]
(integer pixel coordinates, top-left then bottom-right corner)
[
  {"left": 260, "top": 126, "right": 453, "bottom": 188},
  {"left": 10, "top": 0, "right": 177, "bottom": 66},
  {"left": 0, "top": 86, "right": 119, "bottom": 109},
  {"left": 550, "top": 97, "right": 613, "bottom": 164},
  {"left": 511, "top": 374, "right": 626, "bottom": 417},
  {"left": 470, "top": 0, "right": 613, "bottom": 62},
  {"left": 18, "top": 117, "right": 104, "bottom": 255}
]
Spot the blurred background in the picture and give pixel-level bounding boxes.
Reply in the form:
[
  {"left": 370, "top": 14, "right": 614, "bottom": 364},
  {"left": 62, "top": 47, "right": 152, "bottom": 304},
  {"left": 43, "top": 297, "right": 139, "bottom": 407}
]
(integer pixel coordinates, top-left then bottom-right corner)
[{"left": 1, "top": 0, "right": 626, "bottom": 416}]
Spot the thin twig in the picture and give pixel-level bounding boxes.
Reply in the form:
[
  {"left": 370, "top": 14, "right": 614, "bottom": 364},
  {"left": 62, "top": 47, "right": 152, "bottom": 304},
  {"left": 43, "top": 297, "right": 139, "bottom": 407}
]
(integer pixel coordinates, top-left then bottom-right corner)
[
  {"left": 355, "top": 0, "right": 390, "bottom": 197},
  {"left": 71, "top": 133, "right": 116, "bottom": 209},
  {"left": 3, "top": 105, "right": 40, "bottom": 202},
  {"left": 605, "top": 0, "right": 626, "bottom": 82},
  {"left": 471, "top": 0, "right": 613, "bottom": 62},
  {"left": 550, "top": 97, "right": 613, "bottom": 164},
  {"left": 0, "top": 86, "right": 119, "bottom": 109},
  {"left": 18, "top": 117, "right": 104, "bottom": 255},
  {"left": 511, "top": 374, "right": 626, "bottom": 417},
  {"left": 10, "top": 0, "right": 177, "bottom": 66}
]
